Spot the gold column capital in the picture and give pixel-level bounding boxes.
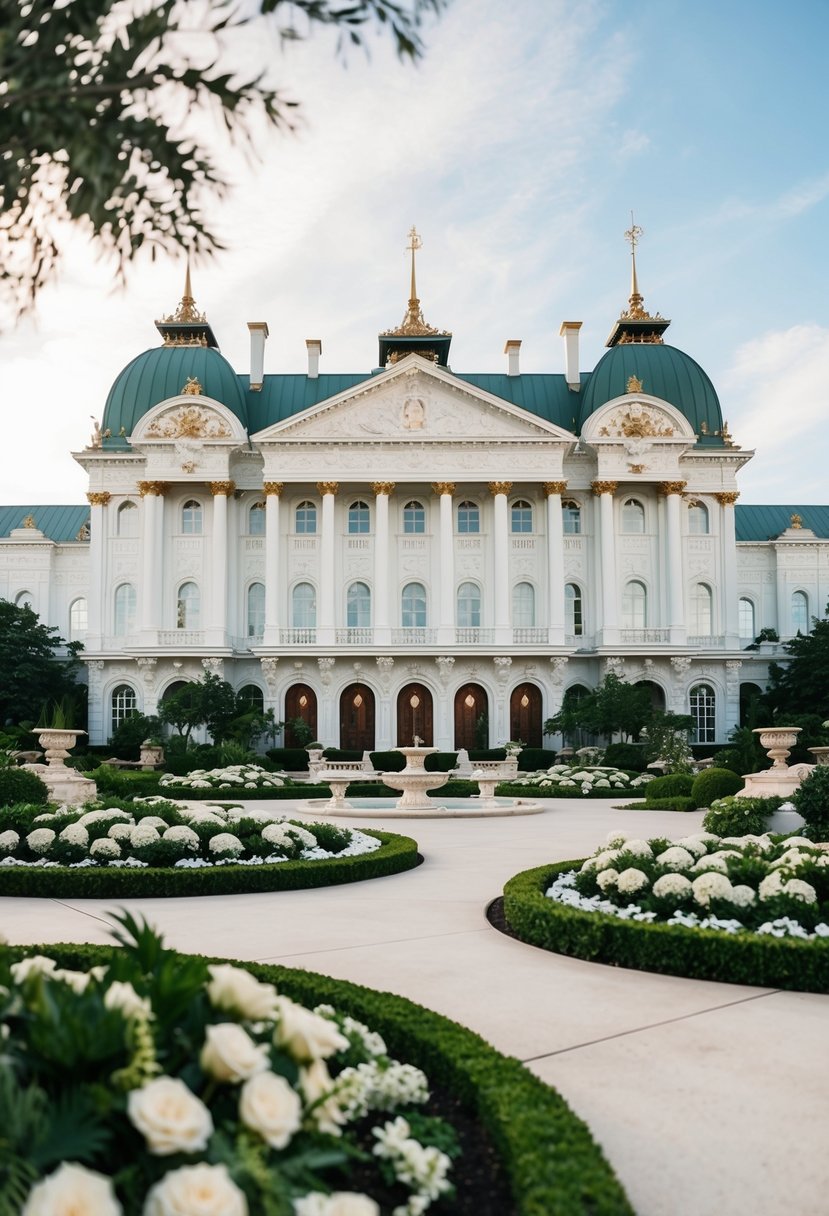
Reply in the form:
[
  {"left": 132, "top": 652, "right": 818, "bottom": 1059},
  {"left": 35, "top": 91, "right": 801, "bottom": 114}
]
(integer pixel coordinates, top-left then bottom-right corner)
[
  {"left": 488, "top": 481, "right": 513, "bottom": 496},
  {"left": 657, "top": 480, "right": 688, "bottom": 497},
  {"left": 263, "top": 481, "right": 284, "bottom": 497},
  {"left": 316, "top": 481, "right": 339, "bottom": 496},
  {"left": 714, "top": 491, "right": 740, "bottom": 507},
  {"left": 431, "top": 482, "right": 456, "bottom": 496},
  {"left": 542, "top": 481, "right": 568, "bottom": 496},
  {"left": 591, "top": 480, "right": 618, "bottom": 496},
  {"left": 137, "top": 480, "right": 171, "bottom": 497},
  {"left": 208, "top": 480, "right": 236, "bottom": 497},
  {"left": 86, "top": 491, "right": 111, "bottom": 506},
  {"left": 372, "top": 481, "right": 396, "bottom": 496}
]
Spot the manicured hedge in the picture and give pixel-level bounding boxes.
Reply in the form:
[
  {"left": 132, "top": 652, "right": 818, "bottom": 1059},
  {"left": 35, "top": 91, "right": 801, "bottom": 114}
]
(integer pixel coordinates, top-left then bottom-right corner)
[
  {"left": 633, "top": 796, "right": 696, "bottom": 812},
  {"left": 644, "top": 773, "right": 694, "bottom": 799},
  {"left": 265, "top": 748, "right": 310, "bottom": 771},
  {"left": 690, "top": 767, "right": 744, "bottom": 808},
  {"left": 503, "top": 861, "right": 829, "bottom": 994},
  {"left": 17, "top": 942, "right": 633, "bottom": 1216},
  {"left": 495, "top": 783, "right": 641, "bottom": 800},
  {"left": 0, "top": 831, "right": 419, "bottom": 899}
]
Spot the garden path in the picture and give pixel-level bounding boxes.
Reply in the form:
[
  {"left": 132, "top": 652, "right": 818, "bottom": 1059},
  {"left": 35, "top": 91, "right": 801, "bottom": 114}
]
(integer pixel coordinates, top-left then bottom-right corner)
[{"left": 2, "top": 798, "right": 826, "bottom": 1216}]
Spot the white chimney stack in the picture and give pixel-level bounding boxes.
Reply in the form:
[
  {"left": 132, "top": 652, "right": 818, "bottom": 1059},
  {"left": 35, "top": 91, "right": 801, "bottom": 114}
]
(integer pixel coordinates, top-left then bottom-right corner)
[
  {"left": 559, "top": 321, "right": 582, "bottom": 391},
  {"left": 504, "top": 339, "right": 522, "bottom": 377},
  {"left": 247, "top": 322, "right": 269, "bottom": 391},
  {"left": 306, "top": 338, "right": 322, "bottom": 379}
]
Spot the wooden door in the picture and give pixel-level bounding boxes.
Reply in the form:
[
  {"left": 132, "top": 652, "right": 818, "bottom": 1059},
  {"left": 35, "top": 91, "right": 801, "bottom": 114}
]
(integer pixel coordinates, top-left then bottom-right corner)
[
  {"left": 284, "top": 684, "right": 318, "bottom": 747},
  {"left": 510, "top": 682, "right": 543, "bottom": 747},
  {"left": 397, "top": 683, "right": 434, "bottom": 746},
  {"left": 340, "top": 682, "right": 375, "bottom": 751},
  {"left": 454, "top": 683, "right": 488, "bottom": 750}
]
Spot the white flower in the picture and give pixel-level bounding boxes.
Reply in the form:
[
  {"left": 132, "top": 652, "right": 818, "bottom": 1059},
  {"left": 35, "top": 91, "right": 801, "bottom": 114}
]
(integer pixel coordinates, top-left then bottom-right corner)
[
  {"left": 759, "top": 871, "right": 785, "bottom": 900},
  {"left": 239, "top": 1070, "right": 302, "bottom": 1148},
  {"left": 300, "top": 1058, "right": 347, "bottom": 1136},
  {"left": 22, "top": 1162, "right": 122, "bottom": 1216},
  {"left": 104, "top": 981, "right": 151, "bottom": 1020},
  {"left": 596, "top": 868, "right": 620, "bottom": 891},
  {"left": 605, "top": 831, "right": 629, "bottom": 847},
  {"left": 131, "top": 824, "right": 161, "bottom": 847},
  {"left": 91, "top": 837, "right": 122, "bottom": 860},
  {"left": 207, "top": 964, "right": 280, "bottom": 1020},
  {"left": 10, "top": 954, "right": 58, "bottom": 983},
  {"left": 729, "top": 885, "right": 757, "bottom": 908},
  {"left": 692, "top": 872, "right": 734, "bottom": 907},
  {"left": 274, "top": 997, "right": 349, "bottom": 1061},
  {"left": 0, "top": 829, "right": 19, "bottom": 852},
  {"left": 692, "top": 854, "right": 731, "bottom": 874},
  {"left": 59, "top": 823, "right": 89, "bottom": 847},
  {"left": 127, "top": 1077, "right": 213, "bottom": 1156},
  {"left": 26, "top": 828, "right": 56, "bottom": 854},
  {"left": 53, "top": 968, "right": 92, "bottom": 994},
  {"left": 262, "top": 823, "right": 294, "bottom": 847},
  {"left": 656, "top": 846, "right": 695, "bottom": 871},
  {"left": 294, "top": 1195, "right": 380, "bottom": 1216},
  {"left": 208, "top": 833, "right": 244, "bottom": 856},
  {"left": 616, "top": 868, "right": 649, "bottom": 895},
  {"left": 675, "top": 836, "right": 708, "bottom": 857},
  {"left": 200, "top": 1023, "right": 269, "bottom": 1083},
  {"left": 162, "top": 826, "right": 201, "bottom": 852},
  {"left": 108, "top": 823, "right": 134, "bottom": 841},
  {"left": 652, "top": 873, "right": 693, "bottom": 900},
  {"left": 782, "top": 878, "right": 818, "bottom": 905},
  {"left": 144, "top": 1164, "right": 246, "bottom": 1216},
  {"left": 136, "top": 816, "right": 169, "bottom": 830}
]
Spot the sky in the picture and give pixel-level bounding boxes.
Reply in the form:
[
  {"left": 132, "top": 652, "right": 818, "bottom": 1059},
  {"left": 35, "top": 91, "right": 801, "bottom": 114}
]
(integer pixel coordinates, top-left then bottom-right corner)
[{"left": 2, "top": 0, "right": 829, "bottom": 506}]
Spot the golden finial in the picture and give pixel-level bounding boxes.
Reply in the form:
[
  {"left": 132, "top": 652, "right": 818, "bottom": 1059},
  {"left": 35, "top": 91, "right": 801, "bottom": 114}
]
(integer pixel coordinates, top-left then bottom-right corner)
[
  {"left": 719, "top": 420, "right": 734, "bottom": 446},
  {"left": 626, "top": 374, "right": 643, "bottom": 393},
  {"left": 790, "top": 513, "right": 803, "bottom": 529},
  {"left": 21, "top": 514, "right": 36, "bottom": 529},
  {"left": 624, "top": 212, "right": 646, "bottom": 318},
  {"left": 384, "top": 225, "right": 441, "bottom": 338},
  {"left": 182, "top": 376, "right": 203, "bottom": 396},
  {"left": 159, "top": 257, "right": 208, "bottom": 330},
  {"left": 407, "top": 225, "right": 422, "bottom": 306}
]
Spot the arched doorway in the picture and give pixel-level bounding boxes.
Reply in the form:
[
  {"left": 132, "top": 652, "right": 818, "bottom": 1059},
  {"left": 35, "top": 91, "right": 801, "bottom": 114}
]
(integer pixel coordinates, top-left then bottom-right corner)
[
  {"left": 635, "top": 680, "right": 666, "bottom": 714},
  {"left": 510, "top": 683, "right": 543, "bottom": 747},
  {"left": 397, "top": 683, "right": 434, "bottom": 746},
  {"left": 740, "top": 682, "right": 764, "bottom": 727},
  {"left": 340, "top": 683, "right": 375, "bottom": 751},
  {"left": 284, "top": 684, "right": 318, "bottom": 747},
  {"left": 454, "top": 683, "right": 488, "bottom": 751}
]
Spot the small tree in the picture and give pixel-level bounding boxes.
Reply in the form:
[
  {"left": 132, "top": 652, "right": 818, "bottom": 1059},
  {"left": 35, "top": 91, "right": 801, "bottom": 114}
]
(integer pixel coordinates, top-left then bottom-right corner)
[
  {"left": 0, "top": 600, "right": 84, "bottom": 726},
  {"left": 158, "top": 682, "right": 205, "bottom": 744},
  {"left": 641, "top": 712, "right": 694, "bottom": 774},
  {"left": 765, "top": 603, "right": 829, "bottom": 720}
]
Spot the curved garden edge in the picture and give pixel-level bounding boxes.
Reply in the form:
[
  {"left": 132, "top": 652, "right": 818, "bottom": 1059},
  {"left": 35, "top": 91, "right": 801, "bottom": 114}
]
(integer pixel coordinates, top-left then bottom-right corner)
[
  {"left": 13, "top": 942, "right": 634, "bottom": 1216},
  {"left": 502, "top": 861, "right": 829, "bottom": 995},
  {"left": 0, "top": 831, "right": 419, "bottom": 899}
]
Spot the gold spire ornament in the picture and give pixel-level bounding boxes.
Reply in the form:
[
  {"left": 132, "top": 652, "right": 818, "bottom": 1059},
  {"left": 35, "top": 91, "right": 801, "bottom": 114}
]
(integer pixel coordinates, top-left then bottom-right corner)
[
  {"left": 155, "top": 258, "right": 218, "bottom": 348},
  {"left": 606, "top": 215, "right": 670, "bottom": 347},
  {"left": 623, "top": 214, "right": 647, "bottom": 319},
  {"left": 386, "top": 226, "right": 441, "bottom": 339},
  {"left": 162, "top": 260, "right": 207, "bottom": 327}
]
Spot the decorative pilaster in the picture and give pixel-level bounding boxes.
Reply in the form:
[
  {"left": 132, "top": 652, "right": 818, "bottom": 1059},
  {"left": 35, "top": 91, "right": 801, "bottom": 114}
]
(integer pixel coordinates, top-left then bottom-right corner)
[
  {"left": 208, "top": 481, "right": 234, "bottom": 643},
  {"left": 86, "top": 492, "right": 111, "bottom": 647},
  {"left": 543, "top": 482, "right": 566, "bottom": 644},
  {"left": 714, "top": 492, "right": 740, "bottom": 646},
  {"left": 372, "top": 482, "right": 395, "bottom": 643},
  {"left": 432, "top": 482, "right": 456, "bottom": 644},
  {"left": 658, "top": 481, "right": 687, "bottom": 641},
  {"left": 489, "top": 482, "right": 512, "bottom": 642},
  {"left": 591, "top": 481, "right": 618, "bottom": 641},
  {"left": 317, "top": 482, "right": 339, "bottom": 643},
  {"left": 263, "top": 482, "right": 283, "bottom": 645}
]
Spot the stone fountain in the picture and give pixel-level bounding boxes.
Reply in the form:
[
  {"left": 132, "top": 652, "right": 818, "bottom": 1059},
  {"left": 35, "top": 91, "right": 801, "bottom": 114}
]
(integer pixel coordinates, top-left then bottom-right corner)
[{"left": 380, "top": 740, "right": 448, "bottom": 812}]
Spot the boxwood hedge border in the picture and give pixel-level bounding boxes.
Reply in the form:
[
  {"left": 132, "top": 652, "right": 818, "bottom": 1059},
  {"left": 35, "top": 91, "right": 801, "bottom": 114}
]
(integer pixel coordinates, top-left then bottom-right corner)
[
  {"left": 11, "top": 941, "right": 633, "bottom": 1216},
  {"left": 0, "top": 831, "right": 419, "bottom": 899},
  {"left": 503, "top": 860, "right": 829, "bottom": 994}
]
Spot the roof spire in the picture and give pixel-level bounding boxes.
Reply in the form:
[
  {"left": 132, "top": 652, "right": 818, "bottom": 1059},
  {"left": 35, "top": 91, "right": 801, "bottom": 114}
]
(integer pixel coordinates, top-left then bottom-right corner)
[
  {"left": 407, "top": 224, "right": 421, "bottom": 306},
  {"left": 155, "top": 256, "right": 218, "bottom": 347},
  {"left": 605, "top": 216, "right": 671, "bottom": 347},
  {"left": 624, "top": 212, "right": 645, "bottom": 317},
  {"left": 378, "top": 227, "right": 452, "bottom": 366}
]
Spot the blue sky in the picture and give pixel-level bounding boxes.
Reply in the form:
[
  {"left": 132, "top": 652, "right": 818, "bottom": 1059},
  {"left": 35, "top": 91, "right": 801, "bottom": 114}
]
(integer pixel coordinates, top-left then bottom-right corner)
[{"left": 2, "top": 0, "right": 828, "bottom": 504}]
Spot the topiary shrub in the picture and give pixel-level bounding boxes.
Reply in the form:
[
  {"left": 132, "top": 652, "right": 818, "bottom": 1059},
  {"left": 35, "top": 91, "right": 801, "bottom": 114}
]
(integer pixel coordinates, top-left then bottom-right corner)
[
  {"left": 690, "top": 766, "right": 744, "bottom": 808},
  {"left": 603, "top": 742, "right": 647, "bottom": 772},
  {"left": 424, "top": 751, "right": 458, "bottom": 772},
  {"left": 644, "top": 772, "right": 694, "bottom": 800},
  {"left": 0, "top": 767, "right": 49, "bottom": 807},
  {"left": 265, "top": 748, "right": 309, "bottom": 771},
  {"left": 517, "top": 747, "right": 550, "bottom": 771},
  {"left": 370, "top": 750, "right": 406, "bottom": 772},
  {"left": 702, "top": 795, "right": 782, "bottom": 836},
  {"left": 792, "top": 765, "right": 829, "bottom": 840}
]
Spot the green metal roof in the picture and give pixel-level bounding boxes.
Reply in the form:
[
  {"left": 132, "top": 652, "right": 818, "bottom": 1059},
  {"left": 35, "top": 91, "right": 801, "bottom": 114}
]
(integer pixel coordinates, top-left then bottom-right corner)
[
  {"left": 735, "top": 505, "right": 829, "bottom": 542},
  {"left": 456, "top": 373, "right": 588, "bottom": 432},
  {"left": 244, "top": 374, "right": 373, "bottom": 435},
  {"left": 0, "top": 505, "right": 90, "bottom": 542}
]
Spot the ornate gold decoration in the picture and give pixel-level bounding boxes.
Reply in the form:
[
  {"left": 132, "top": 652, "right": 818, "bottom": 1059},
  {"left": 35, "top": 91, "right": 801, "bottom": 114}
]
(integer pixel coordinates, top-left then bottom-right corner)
[
  {"left": 718, "top": 420, "right": 734, "bottom": 446},
  {"left": 316, "top": 481, "right": 339, "bottom": 496},
  {"left": 263, "top": 481, "right": 284, "bottom": 497},
  {"left": 628, "top": 464, "right": 645, "bottom": 475},
  {"left": 159, "top": 262, "right": 207, "bottom": 328},
  {"left": 591, "top": 481, "right": 618, "bottom": 496},
  {"left": 488, "top": 481, "right": 513, "bottom": 496},
  {"left": 209, "top": 480, "right": 236, "bottom": 497},
  {"left": 162, "top": 332, "right": 208, "bottom": 348},
  {"left": 618, "top": 215, "right": 664, "bottom": 335},
  {"left": 86, "top": 492, "right": 111, "bottom": 506},
  {"left": 657, "top": 481, "right": 687, "bottom": 497},
  {"left": 542, "top": 481, "right": 568, "bottom": 495},
  {"left": 699, "top": 420, "right": 710, "bottom": 435},
  {"left": 598, "top": 405, "right": 675, "bottom": 440},
  {"left": 76, "top": 522, "right": 90, "bottom": 541},
  {"left": 790, "top": 513, "right": 803, "bottom": 529},
  {"left": 380, "top": 227, "right": 451, "bottom": 347},
  {"left": 182, "top": 377, "right": 203, "bottom": 396},
  {"left": 616, "top": 332, "right": 663, "bottom": 345},
  {"left": 21, "top": 514, "right": 36, "bottom": 528},
  {"left": 137, "top": 481, "right": 171, "bottom": 497},
  {"left": 372, "top": 481, "right": 396, "bottom": 496},
  {"left": 431, "top": 482, "right": 455, "bottom": 496},
  {"left": 626, "top": 375, "right": 643, "bottom": 393},
  {"left": 145, "top": 406, "right": 231, "bottom": 440},
  {"left": 714, "top": 492, "right": 740, "bottom": 507}
]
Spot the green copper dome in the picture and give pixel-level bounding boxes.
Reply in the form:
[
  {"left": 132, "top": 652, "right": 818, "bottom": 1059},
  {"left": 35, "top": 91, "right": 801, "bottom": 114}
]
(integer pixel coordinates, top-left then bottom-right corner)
[
  {"left": 102, "top": 345, "right": 248, "bottom": 442},
  {"left": 577, "top": 343, "right": 724, "bottom": 439}
]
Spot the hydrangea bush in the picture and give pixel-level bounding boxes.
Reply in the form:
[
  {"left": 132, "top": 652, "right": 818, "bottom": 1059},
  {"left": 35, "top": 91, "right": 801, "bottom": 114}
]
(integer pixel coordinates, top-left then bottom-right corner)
[
  {"left": 507, "top": 765, "right": 653, "bottom": 795},
  {"left": 160, "top": 764, "right": 288, "bottom": 792},
  {"left": 547, "top": 829, "right": 829, "bottom": 939},
  {"left": 1, "top": 915, "right": 457, "bottom": 1216}
]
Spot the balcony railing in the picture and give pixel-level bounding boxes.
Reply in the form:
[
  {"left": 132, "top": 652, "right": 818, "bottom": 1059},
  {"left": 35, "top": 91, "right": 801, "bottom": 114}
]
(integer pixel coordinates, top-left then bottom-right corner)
[
  {"left": 157, "top": 630, "right": 205, "bottom": 646},
  {"left": 335, "top": 628, "right": 374, "bottom": 645},
  {"left": 391, "top": 627, "right": 437, "bottom": 645},
  {"left": 455, "top": 627, "right": 495, "bottom": 644},
  {"left": 279, "top": 628, "right": 317, "bottom": 645},
  {"left": 512, "top": 628, "right": 548, "bottom": 644},
  {"left": 620, "top": 629, "right": 670, "bottom": 644},
  {"left": 565, "top": 632, "right": 594, "bottom": 648},
  {"left": 231, "top": 634, "right": 263, "bottom": 651},
  {"left": 688, "top": 635, "right": 726, "bottom": 648}
]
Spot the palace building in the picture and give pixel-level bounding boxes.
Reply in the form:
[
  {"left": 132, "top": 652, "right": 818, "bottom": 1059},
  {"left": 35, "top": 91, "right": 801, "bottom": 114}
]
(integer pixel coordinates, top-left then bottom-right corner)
[{"left": 3, "top": 230, "right": 828, "bottom": 751}]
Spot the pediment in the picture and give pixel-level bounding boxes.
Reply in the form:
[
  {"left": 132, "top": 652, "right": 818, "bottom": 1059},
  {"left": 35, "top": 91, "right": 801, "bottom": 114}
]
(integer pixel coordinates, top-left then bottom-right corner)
[
  {"left": 130, "top": 395, "right": 248, "bottom": 445},
  {"left": 253, "top": 357, "right": 574, "bottom": 444},
  {"left": 582, "top": 394, "right": 697, "bottom": 446}
]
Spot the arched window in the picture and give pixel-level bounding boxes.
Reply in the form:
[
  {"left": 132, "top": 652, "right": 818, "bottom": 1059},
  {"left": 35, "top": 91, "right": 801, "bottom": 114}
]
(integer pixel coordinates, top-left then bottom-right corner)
[
  {"left": 691, "top": 583, "right": 713, "bottom": 635},
  {"left": 181, "top": 500, "right": 202, "bottom": 534},
  {"left": 347, "top": 501, "right": 370, "bottom": 534},
  {"left": 622, "top": 580, "right": 647, "bottom": 628},
  {"left": 295, "top": 501, "right": 317, "bottom": 534},
  {"left": 111, "top": 684, "right": 137, "bottom": 736},
  {"left": 237, "top": 684, "right": 264, "bottom": 714},
  {"left": 248, "top": 502, "right": 266, "bottom": 535},
  {"left": 401, "top": 582, "right": 427, "bottom": 628},
  {"left": 562, "top": 501, "right": 581, "bottom": 535},
  {"left": 512, "top": 582, "right": 535, "bottom": 627},
  {"left": 457, "top": 501, "right": 479, "bottom": 533},
  {"left": 457, "top": 582, "right": 481, "bottom": 628},
  {"left": 622, "top": 499, "right": 645, "bottom": 534},
  {"left": 565, "top": 583, "right": 583, "bottom": 636},
  {"left": 346, "top": 582, "right": 371, "bottom": 626},
  {"left": 114, "top": 583, "right": 136, "bottom": 636},
  {"left": 177, "top": 582, "right": 200, "bottom": 629},
  {"left": 792, "top": 590, "right": 809, "bottom": 634},
  {"left": 511, "top": 500, "right": 533, "bottom": 533},
  {"left": 739, "top": 598, "right": 756, "bottom": 642},
  {"left": 690, "top": 684, "right": 716, "bottom": 744},
  {"left": 688, "top": 501, "right": 709, "bottom": 535},
  {"left": 15, "top": 590, "right": 34, "bottom": 609},
  {"left": 247, "top": 583, "right": 265, "bottom": 637},
  {"left": 69, "top": 598, "right": 87, "bottom": 641},
  {"left": 292, "top": 582, "right": 316, "bottom": 628},
  {"left": 403, "top": 500, "right": 426, "bottom": 534},
  {"left": 118, "top": 501, "right": 138, "bottom": 536}
]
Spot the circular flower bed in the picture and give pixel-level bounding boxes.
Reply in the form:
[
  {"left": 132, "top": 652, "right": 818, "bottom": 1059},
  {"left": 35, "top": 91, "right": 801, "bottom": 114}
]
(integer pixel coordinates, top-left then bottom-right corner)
[
  {"left": 504, "top": 765, "right": 653, "bottom": 796},
  {"left": 159, "top": 763, "right": 288, "bottom": 792},
  {"left": 3, "top": 920, "right": 633, "bottom": 1216}
]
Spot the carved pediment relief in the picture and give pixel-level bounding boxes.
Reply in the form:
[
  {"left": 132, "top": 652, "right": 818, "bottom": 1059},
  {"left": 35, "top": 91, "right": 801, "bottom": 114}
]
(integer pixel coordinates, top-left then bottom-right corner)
[
  {"left": 131, "top": 395, "right": 247, "bottom": 446},
  {"left": 583, "top": 393, "right": 696, "bottom": 450}
]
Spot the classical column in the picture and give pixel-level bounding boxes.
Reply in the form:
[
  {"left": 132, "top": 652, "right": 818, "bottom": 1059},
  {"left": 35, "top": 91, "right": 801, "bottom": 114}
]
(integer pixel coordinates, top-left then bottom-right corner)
[
  {"left": 489, "top": 481, "right": 512, "bottom": 643},
  {"left": 317, "top": 481, "right": 338, "bottom": 643},
  {"left": 716, "top": 491, "right": 740, "bottom": 646},
  {"left": 138, "top": 481, "right": 170, "bottom": 635},
  {"left": 432, "top": 482, "right": 455, "bottom": 644},
  {"left": 543, "top": 481, "right": 567, "bottom": 645},
  {"left": 85, "top": 491, "right": 110, "bottom": 648},
  {"left": 208, "top": 481, "right": 234, "bottom": 644},
  {"left": 658, "top": 481, "right": 687, "bottom": 642},
  {"left": 372, "top": 482, "right": 395, "bottom": 645},
  {"left": 263, "top": 482, "right": 283, "bottom": 646},
  {"left": 591, "top": 481, "right": 618, "bottom": 643}
]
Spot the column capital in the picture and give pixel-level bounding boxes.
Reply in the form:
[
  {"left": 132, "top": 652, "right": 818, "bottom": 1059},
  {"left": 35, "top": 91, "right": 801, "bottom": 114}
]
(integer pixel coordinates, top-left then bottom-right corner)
[
  {"left": 591, "top": 480, "right": 618, "bottom": 496},
  {"left": 714, "top": 491, "right": 740, "bottom": 507},
  {"left": 372, "top": 481, "right": 396, "bottom": 496},
  {"left": 488, "top": 481, "right": 513, "bottom": 496},
  {"left": 431, "top": 482, "right": 455, "bottom": 497},
  {"left": 657, "top": 480, "right": 688, "bottom": 497},
  {"left": 208, "top": 480, "right": 236, "bottom": 497},
  {"left": 263, "top": 481, "right": 284, "bottom": 497},
  {"left": 86, "top": 491, "right": 111, "bottom": 506},
  {"left": 316, "top": 481, "right": 339, "bottom": 496},
  {"left": 137, "top": 480, "right": 171, "bottom": 497},
  {"left": 542, "top": 481, "right": 568, "bottom": 496}
]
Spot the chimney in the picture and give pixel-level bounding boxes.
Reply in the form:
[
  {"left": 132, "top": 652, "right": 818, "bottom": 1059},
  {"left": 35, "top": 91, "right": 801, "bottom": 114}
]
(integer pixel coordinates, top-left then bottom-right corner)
[
  {"left": 504, "top": 339, "right": 521, "bottom": 377},
  {"left": 247, "top": 322, "right": 269, "bottom": 391},
  {"left": 559, "top": 321, "right": 582, "bottom": 391},
  {"left": 306, "top": 338, "right": 322, "bottom": 379}
]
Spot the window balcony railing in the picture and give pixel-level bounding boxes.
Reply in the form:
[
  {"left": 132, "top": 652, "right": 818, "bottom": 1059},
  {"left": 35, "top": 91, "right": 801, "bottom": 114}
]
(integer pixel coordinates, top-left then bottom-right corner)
[
  {"left": 280, "top": 628, "right": 317, "bottom": 645},
  {"left": 101, "top": 634, "right": 141, "bottom": 649},
  {"left": 688, "top": 635, "right": 726, "bottom": 648},
  {"left": 455, "top": 627, "right": 495, "bottom": 644},
  {"left": 335, "top": 628, "right": 374, "bottom": 645},
  {"left": 231, "top": 633, "right": 263, "bottom": 651},
  {"left": 158, "top": 630, "right": 205, "bottom": 646},
  {"left": 619, "top": 628, "right": 670, "bottom": 644},
  {"left": 512, "top": 627, "right": 548, "bottom": 644},
  {"left": 391, "top": 627, "right": 437, "bottom": 645},
  {"left": 565, "top": 632, "right": 593, "bottom": 647}
]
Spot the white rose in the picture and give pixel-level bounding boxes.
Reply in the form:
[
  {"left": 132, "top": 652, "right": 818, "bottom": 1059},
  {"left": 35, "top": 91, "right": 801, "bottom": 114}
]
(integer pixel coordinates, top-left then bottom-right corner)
[
  {"left": 22, "top": 1163, "right": 122, "bottom": 1216},
  {"left": 206, "top": 964, "right": 279, "bottom": 1020},
  {"left": 127, "top": 1077, "right": 213, "bottom": 1156},
  {"left": 239, "top": 1070, "right": 302, "bottom": 1148},
  {"left": 294, "top": 1194, "right": 380, "bottom": 1216},
  {"left": 53, "top": 968, "right": 92, "bottom": 994},
  {"left": 10, "top": 955, "right": 57, "bottom": 983},
  {"left": 144, "top": 1164, "right": 247, "bottom": 1216},
  {"left": 200, "top": 1023, "right": 269, "bottom": 1083},
  {"left": 105, "top": 981, "right": 152, "bottom": 1020},
  {"left": 274, "top": 997, "right": 349, "bottom": 1061},
  {"left": 300, "top": 1058, "right": 346, "bottom": 1136}
]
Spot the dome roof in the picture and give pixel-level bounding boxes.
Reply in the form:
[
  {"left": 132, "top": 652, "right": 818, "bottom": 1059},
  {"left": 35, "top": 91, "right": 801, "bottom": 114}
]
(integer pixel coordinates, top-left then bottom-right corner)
[
  {"left": 102, "top": 345, "right": 248, "bottom": 441},
  {"left": 577, "top": 343, "right": 723, "bottom": 438}
]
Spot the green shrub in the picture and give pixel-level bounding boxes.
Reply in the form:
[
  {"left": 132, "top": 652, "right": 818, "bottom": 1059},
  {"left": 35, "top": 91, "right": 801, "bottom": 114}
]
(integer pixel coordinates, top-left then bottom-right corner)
[
  {"left": 792, "top": 765, "right": 829, "bottom": 839},
  {"left": 633, "top": 796, "right": 696, "bottom": 812},
  {"left": 0, "top": 767, "right": 49, "bottom": 808},
  {"left": 265, "top": 748, "right": 309, "bottom": 771},
  {"left": 107, "top": 712, "right": 160, "bottom": 760},
  {"left": 702, "top": 795, "right": 782, "bottom": 836},
  {"left": 92, "top": 765, "right": 163, "bottom": 797},
  {"left": 516, "top": 747, "right": 551, "bottom": 771},
  {"left": 469, "top": 749, "right": 507, "bottom": 761},
  {"left": 424, "top": 751, "right": 458, "bottom": 772},
  {"left": 163, "top": 745, "right": 223, "bottom": 776},
  {"left": 690, "top": 766, "right": 744, "bottom": 808},
  {"left": 644, "top": 773, "right": 694, "bottom": 800},
  {"left": 370, "top": 750, "right": 406, "bottom": 772},
  {"left": 603, "top": 742, "right": 647, "bottom": 772},
  {"left": 323, "top": 748, "right": 362, "bottom": 761}
]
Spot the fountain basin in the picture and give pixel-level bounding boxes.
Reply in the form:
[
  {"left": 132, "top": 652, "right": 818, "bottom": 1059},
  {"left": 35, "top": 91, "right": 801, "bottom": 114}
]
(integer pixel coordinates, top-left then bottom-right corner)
[{"left": 300, "top": 797, "right": 544, "bottom": 819}]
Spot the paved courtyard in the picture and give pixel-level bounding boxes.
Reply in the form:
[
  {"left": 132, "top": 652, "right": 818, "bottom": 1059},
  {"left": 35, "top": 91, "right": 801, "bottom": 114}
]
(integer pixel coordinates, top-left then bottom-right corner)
[{"left": 2, "top": 797, "right": 826, "bottom": 1216}]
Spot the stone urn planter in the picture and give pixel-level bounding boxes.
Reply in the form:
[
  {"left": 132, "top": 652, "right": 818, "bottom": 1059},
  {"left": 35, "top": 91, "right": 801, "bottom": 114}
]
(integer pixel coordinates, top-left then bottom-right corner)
[
  {"left": 37, "top": 728, "right": 85, "bottom": 767},
  {"left": 139, "top": 740, "right": 165, "bottom": 770},
  {"left": 740, "top": 727, "right": 810, "bottom": 800},
  {"left": 27, "top": 728, "right": 96, "bottom": 806},
  {"left": 807, "top": 747, "right": 829, "bottom": 766},
  {"left": 753, "top": 727, "right": 801, "bottom": 769}
]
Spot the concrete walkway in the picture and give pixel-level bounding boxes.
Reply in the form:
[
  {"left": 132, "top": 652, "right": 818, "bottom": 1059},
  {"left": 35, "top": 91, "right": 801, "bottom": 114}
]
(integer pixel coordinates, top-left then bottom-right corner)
[{"left": 2, "top": 798, "right": 827, "bottom": 1216}]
